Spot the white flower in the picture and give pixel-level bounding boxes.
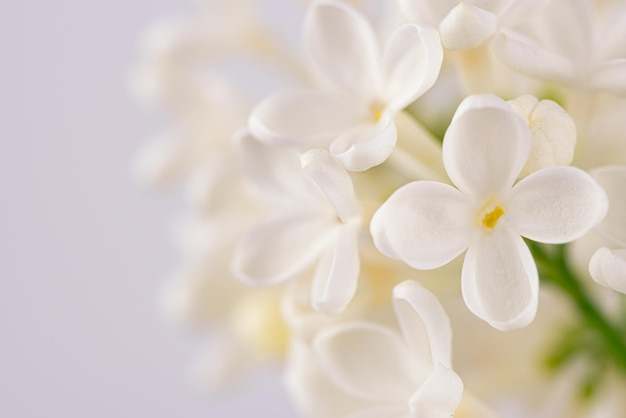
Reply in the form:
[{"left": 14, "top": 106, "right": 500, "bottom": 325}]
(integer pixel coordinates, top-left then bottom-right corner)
[
  {"left": 232, "top": 131, "right": 362, "bottom": 314},
  {"left": 313, "top": 280, "right": 467, "bottom": 418},
  {"left": 493, "top": 0, "right": 626, "bottom": 94},
  {"left": 371, "top": 94, "right": 608, "bottom": 330},
  {"left": 589, "top": 166, "right": 626, "bottom": 294},
  {"left": 399, "top": 0, "right": 544, "bottom": 50},
  {"left": 249, "top": 0, "right": 443, "bottom": 171},
  {"left": 507, "top": 95, "right": 576, "bottom": 178}
]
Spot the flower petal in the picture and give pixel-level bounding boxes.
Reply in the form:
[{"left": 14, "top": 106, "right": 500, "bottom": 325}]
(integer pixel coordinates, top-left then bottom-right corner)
[
  {"left": 507, "top": 95, "right": 576, "bottom": 178},
  {"left": 313, "top": 322, "right": 418, "bottom": 403},
  {"left": 232, "top": 209, "right": 336, "bottom": 286},
  {"left": 507, "top": 166, "right": 608, "bottom": 244},
  {"left": 438, "top": 3, "right": 497, "bottom": 50},
  {"left": 284, "top": 339, "right": 364, "bottom": 418},
  {"left": 305, "top": 0, "right": 379, "bottom": 100},
  {"left": 443, "top": 94, "right": 530, "bottom": 199},
  {"left": 236, "top": 129, "right": 318, "bottom": 201},
  {"left": 311, "top": 223, "right": 361, "bottom": 315},
  {"left": 248, "top": 89, "right": 364, "bottom": 148},
  {"left": 381, "top": 24, "right": 443, "bottom": 113},
  {"left": 592, "top": 166, "right": 626, "bottom": 247},
  {"left": 330, "top": 117, "right": 398, "bottom": 172},
  {"left": 301, "top": 149, "right": 360, "bottom": 222},
  {"left": 393, "top": 281, "right": 454, "bottom": 372},
  {"left": 590, "top": 59, "right": 626, "bottom": 97},
  {"left": 398, "top": 0, "right": 457, "bottom": 25},
  {"left": 492, "top": 30, "right": 577, "bottom": 83},
  {"left": 371, "top": 181, "right": 472, "bottom": 270},
  {"left": 589, "top": 248, "right": 626, "bottom": 294},
  {"left": 462, "top": 227, "right": 538, "bottom": 330},
  {"left": 408, "top": 363, "right": 464, "bottom": 418}
]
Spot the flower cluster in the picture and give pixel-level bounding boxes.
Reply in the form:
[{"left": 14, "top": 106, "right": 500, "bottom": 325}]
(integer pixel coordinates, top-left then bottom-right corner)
[{"left": 132, "top": 0, "right": 626, "bottom": 416}]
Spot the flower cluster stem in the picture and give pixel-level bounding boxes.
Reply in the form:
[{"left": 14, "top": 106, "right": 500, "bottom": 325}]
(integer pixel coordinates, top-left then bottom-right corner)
[{"left": 528, "top": 241, "right": 626, "bottom": 372}]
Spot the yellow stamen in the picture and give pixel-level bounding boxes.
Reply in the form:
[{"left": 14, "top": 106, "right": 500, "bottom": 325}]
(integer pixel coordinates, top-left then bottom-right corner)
[
  {"left": 481, "top": 205, "right": 505, "bottom": 230},
  {"left": 476, "top": 197, "right": 506, "bottom": 231}
]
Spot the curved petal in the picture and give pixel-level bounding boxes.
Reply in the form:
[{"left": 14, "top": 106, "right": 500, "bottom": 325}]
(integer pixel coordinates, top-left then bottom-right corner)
[
  {"left": 590, "top": 59, "right": 626, "bottom": 97},
  {"left": 311, "top": 223, "right": 361, "bottom": 315},
  {"left": 301, "top": 149, "right": 360, "bottom": 222},
  {"left": 589, "top": 248, "right": 626, "bottom": 294},
  {"left": 232, "top": 209, "right": 336, "bottom": 286},
  {"left": 462, "top": 227, "right": 539, "bottom": 330},
  {"left": 305, "top": 0, "right": 380, "bottom": 99},
  {"left": 248, "top": 89, "right": 364, "bottom": 148},
  {"left": 507, "top": 95, "right": 576, "bottom": 177},
  {"left": 381, "top": 24, "right": 443, "bottom": 113},
  {"left": 393, "top": 281, "right": 454, "bottom": 374},
  {"left": 371, "top": 181, "right": 472, "bottom": 270},
  {"left": 313, "top": 322, "right": 419, "bottom": 403},
  {"left": 507, "top": 166, "right": 608, "bottom": 244},
  {"left": 398, "top": 0, "right": 457, "bottom": 25},
  {"left": 438, "top": 3, "right": 497, "bottom": 51},
  {"left": 330, "top": 117, "right": 398, "bottom": 172},
  {"left": 592, "top": 166, "right": 626, "bottom": 247},
  {"left": 284, "top": 339, "right": 364, "bottom": 418},
  {"left": 236, "top": 129, "right": 318, "bottom": 201},
  {"left": 408, "top": 363, "right": 464, "bottom": 418},
  {"left": 492, "top": 30, "right": 577, "bottom": 83},
  {"left": 443, "top": 94, "right": 530, "bottom": 199}
]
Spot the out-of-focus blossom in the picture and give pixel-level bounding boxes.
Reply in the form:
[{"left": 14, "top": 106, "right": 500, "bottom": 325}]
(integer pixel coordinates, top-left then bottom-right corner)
[
  {"left": 493, "top": 0, "right": 626, "bottom": 94},
  {"left": 232, "top": 132, "right": 362, "bottom": 315},
  {"left": 589, "top": 166, "right": 626, "bottom": 294}
]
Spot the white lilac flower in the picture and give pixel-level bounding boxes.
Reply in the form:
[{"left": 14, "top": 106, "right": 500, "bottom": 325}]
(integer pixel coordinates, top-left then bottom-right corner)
[
  {"left": 589, "top": 166, "right": 626, "bottom": 294},
  {"left": 399, "top": 0, "right": 545, "bottom": 51},
  {"left": 232, "top": 131, "right": 362, "bottom": 315},
  {"left": 249, "top": 0, "right": 443, "bottom": 172},
  {"left": 493, "top": 0, "right": 626, "bottom": 94},
  {"left": 313, "top": 280, "right": 497, "bottom": 418},
  {"left": 507, "top": 95, "right": 576, "bottom": 178},
  {"left": 371, "top": 94, "right": 608, "bottom": 330}
]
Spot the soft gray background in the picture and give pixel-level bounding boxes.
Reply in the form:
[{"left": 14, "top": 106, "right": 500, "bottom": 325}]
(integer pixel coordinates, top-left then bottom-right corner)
[{"left": 0, "top": 1, "right": 295, "bottom": 417}]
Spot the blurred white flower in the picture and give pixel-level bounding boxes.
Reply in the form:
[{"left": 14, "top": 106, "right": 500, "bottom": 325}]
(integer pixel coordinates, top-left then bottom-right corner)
[
  {"left": 371, "top": 94, "right": 607, "bottom": 330},
  {"left": 589, "top": 166, "right": 626, "bottom": 294},
  {"left": 249, "top": 0, "right": 443, "bottom": 171},
  {"left": 399, "top": 0, "right": 545, "bottom": 50},
  {"left": 232, "top": 131, "right": 362, "bottom": 315},
  {"left": 493, "top": 0, "right": 626, "bottom": 94}
]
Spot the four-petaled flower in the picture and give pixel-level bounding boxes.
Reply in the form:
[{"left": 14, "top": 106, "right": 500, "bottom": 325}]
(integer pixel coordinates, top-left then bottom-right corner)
[
  {"left": 371, "top": 94, "right": 608, "bottom": 330},
  {"left": 249, "top": 0, "right": 443, "bottom": 171}
]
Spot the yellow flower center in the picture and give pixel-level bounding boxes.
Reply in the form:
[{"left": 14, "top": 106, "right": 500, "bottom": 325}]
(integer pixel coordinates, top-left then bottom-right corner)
[
  {"left": 369, "top": 101, "right": 385, "bottom": 123},
  {"left": 477, "top": 198, "right": 506, "bottom": 231}
]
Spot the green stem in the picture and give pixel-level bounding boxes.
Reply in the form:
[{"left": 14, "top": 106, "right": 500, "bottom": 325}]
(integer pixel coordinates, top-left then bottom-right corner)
[{"left": 528, "top": 241, "right": 626, "bottom": 372}]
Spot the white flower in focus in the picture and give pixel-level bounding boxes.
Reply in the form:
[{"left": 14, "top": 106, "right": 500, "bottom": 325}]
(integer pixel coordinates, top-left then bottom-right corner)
[
  {"left": 313, "top": 280, "right": 464, "bottom": 418},
  {"left": 507, "top": 95, "right": 576, "bottom": 178},
  {"left": 399, "top": 0, "right": 545, "bottom": 50},
  {"left": 371, "top": 94, "right": 608, "bottom": 330},
  {"left": 249, "top": 0, "right": 443, "bottom": 172},
  {"left": 232, "top": 131, "right": 362, "bottom": 314},
  {"left": 589, "top": 166, "right": 626, "bottom": 294}
]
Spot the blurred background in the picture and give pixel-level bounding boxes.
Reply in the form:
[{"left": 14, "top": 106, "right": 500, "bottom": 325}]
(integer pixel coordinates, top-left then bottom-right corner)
[{"left": 0, "top": 1, "right": 295, "bottom": 416}]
